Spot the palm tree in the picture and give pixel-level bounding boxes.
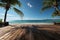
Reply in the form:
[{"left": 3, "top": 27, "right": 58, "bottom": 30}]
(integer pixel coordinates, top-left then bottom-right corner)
[
  {"left": 0, "top": 0, "right": 24, "bottom": 24},
  {"left": 42, "top": 0, "right": 60, "bottom": 17}
]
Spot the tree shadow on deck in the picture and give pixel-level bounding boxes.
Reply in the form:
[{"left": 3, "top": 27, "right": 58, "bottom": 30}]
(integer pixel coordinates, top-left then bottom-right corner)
[{"left": 19, "top": 25, "right": 60, "bottom": 40}]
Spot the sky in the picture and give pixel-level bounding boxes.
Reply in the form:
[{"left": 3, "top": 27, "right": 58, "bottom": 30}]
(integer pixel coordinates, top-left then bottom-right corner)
[{"left": 0, "top": 0, "right": 60, "bottom": 21}]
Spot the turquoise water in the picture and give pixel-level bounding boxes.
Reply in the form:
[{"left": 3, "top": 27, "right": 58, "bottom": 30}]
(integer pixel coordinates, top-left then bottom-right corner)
[{"left": 9, "top": 19, "right": 60, "bottom": 24}]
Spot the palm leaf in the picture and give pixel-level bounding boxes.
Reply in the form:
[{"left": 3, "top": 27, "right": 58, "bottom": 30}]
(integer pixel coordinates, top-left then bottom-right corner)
[
  {"left": 1, "top": 0, "right": 21, "bottom": 7},
  {"left": 52, "top": 11, "right": 57, "bottom": 17},
  {"left": 16, "top": 1, "right": 22, "bottom": 7},
  {"left": 13, "top": 7, "right": 24, "bottom": 18},
  {"left": 10, "top": 0, "right": 22, "bottom": 7},
  {"left": 43, "top": 0, "right": 53, "bottom": 5},
  {"left": 52, "top": 11, "right": 60, "bottom": 17},
  {"left": 42, "top": 0, "right": 53, "bottom": 11},
  {"left": 0, "top": 3, "right": 6, "bottom": 7},
  {"left": 41, "top": 6, "right": 51, "bottom": 11}
]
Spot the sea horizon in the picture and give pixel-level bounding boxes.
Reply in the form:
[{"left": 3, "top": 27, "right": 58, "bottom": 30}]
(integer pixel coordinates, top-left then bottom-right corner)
[{"left": 9, "top": 19, "right": 60, "bottom": 24}]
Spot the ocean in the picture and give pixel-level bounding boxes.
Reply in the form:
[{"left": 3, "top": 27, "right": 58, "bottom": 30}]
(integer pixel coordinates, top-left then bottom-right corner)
[{"left": 9, "top": 19, "right": 60, "bottom": 24}]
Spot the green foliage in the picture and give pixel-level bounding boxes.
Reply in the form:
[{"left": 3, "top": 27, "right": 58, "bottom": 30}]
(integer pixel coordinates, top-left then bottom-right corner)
[
  {"left": 42, "top": 0, "right": 60, "bottom": 17},
  {"left": 13, "top": 7, "right": 24, "bottom": 18},
  {"left": 0, "top": 0, "right": 24, "bottom": 21},
  {"left": 0, "top": 0, "right": 21, "bottom": 6},
  {"left": 42, "top": 0, "right": 53, "bottom": 11},
  {"left": 0, "top": 3, "right": 6, "bottom": 7},
  {"left": 52, "top": 11, "right": 57, "bottom": 17},
  {"left": 0, "top": 19, "right": 2, "bottom": 23}
]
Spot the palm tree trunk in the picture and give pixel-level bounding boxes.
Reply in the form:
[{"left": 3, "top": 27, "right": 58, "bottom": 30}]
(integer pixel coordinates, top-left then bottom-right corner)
[
  {"left": 4, "top": 3, "right": 10, "bottom": 26},
  {"left": 4, "top": 3, "right": 10, "bottom": 23},
  {"left": 4, "top": 9, "right": 8, "bottom": 23}
]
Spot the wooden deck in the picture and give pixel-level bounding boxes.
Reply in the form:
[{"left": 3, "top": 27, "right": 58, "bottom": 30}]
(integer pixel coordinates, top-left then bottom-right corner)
[
  {"left": 0, "top": 26, "right": 26, "bottom": 40},
  {"left": 0, "top": 25, "right": 60, "bottom": 40}
]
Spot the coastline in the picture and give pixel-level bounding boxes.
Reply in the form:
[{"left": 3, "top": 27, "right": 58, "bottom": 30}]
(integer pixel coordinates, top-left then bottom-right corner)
[
  {"left": 9, "top": 23, "right": 60, "bottom": 31},
  {"left": 9, "top": 23, "right": 54, "bottom": 25}
]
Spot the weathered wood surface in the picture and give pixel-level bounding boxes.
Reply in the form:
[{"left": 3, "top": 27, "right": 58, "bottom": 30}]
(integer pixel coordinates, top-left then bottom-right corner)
[
  {"left": 0, "top": 26, "right": 26, "bottom": 40},
  {"left": 0, "top": 25, "right": 60, "bottom": 40}
]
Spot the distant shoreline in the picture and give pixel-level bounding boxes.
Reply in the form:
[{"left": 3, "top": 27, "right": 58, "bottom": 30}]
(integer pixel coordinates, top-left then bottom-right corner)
[{"left": 9, "top": 23, "right": 54, "bottom": 25}]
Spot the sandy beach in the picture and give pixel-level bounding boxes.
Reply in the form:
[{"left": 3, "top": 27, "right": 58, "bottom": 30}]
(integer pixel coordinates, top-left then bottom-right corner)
[{"left": 0, "top": 24, "right": 60, "bottom": 40}]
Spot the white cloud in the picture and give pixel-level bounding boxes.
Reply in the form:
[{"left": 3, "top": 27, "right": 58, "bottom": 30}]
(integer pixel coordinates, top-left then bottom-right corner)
[{"left": 27, "top": 2, "right": 32, "bottom": 8}]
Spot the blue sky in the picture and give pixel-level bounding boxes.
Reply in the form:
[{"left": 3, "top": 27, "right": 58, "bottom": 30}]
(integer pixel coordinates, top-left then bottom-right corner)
[{"left": 0, "top": 0, "right": 60, "bottom": 21}]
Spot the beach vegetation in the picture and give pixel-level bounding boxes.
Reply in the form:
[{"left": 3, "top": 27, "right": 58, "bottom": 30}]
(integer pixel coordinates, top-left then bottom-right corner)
[
  {"left": 0, "top": 0, "right": 24, "bottom": 26},
  {"left": 0, "top": 19, "right": 2, "bottom": 23},
  {"left": 41, "top": 0, "right": 60, "bottom": 17}
]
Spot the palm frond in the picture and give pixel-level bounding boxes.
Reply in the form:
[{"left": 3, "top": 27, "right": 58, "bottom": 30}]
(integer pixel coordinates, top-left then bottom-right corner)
[
  {"left": 52, "top": 11, "right": 57, "bottom": 17},
  {"left": 13, "top": 7, "right": 24, "bottom": 18},
  {"left": 1, "top": 0, "right": 21, "bottom": 7},
  {"left": 10, "top": 0, "right": 22, "bottom": 7},
  {"left": 0, "top": 3, "right": 6, "bottom": 7},
  {"left": 41, "top": 6, "right": 51, "bottom": 11},
  {"left": 52, "top": 11, "right": 60, "bottom": 17},
  {"left": 42, "top": 0, "right": 53, "bottom": 11},
  {"left": 16, "top": 1, "right": 22, "bottom": 7},
  {"left": 43, "top": 0, "right": 53, "bottom": 6}
]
